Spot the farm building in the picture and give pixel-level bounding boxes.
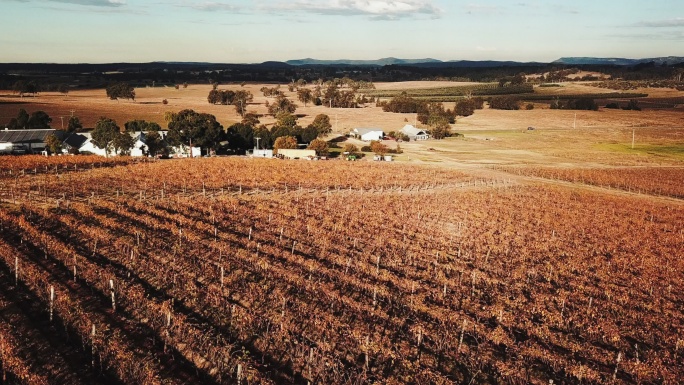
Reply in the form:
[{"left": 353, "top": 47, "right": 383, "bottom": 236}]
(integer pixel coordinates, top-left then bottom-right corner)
[
  {"left": 78, "top": 131, "right": 171, "bottom": 157},
  {"left": 61, "top": 133, "right": 88, "bottom": 154},
  {"left": 0, "top": 129, "right": 63, "bottom": 154},
  {"left": 277, "top": 149, "right": 316, "bottom": 159},
  {"left": 400, "top": 125, "right": 430, "bottom": 141},
  {"left": 252, "top": 149, "right": 274, "bottom": 158},
  {"left": 351, "top": 128, "right": 384, "bottom": 141}
]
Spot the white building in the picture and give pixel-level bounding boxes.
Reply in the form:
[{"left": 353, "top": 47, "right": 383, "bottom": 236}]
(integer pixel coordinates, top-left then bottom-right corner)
[
  {"left": 400, "top": 124, "right": 430, "bottom": 141},
  {"left": 277, "top": 149, "right": 316, "bottom": 159},
  {"left": 0, "top": 129, "right": 60, "bottom": 154},
  {"left": 351, "top": 128, "right": 384, "bottom": 141},
  {"left": 251, "top": 149, "right": 274, "bottom": 158}
]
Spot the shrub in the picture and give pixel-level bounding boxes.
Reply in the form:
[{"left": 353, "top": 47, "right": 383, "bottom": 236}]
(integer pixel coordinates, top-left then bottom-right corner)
[{"left": 489, "top": 96, "right": 521, "bottom": 110}]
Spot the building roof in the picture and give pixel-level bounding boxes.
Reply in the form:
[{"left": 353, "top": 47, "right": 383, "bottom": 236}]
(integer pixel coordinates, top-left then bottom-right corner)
[
  {"left": 0, "top": 129, "right": 60, "bottom": 143},
  {"left": 62, "top": 133, "right": 88, "bottom": 149},
  {"left": 401, "top": 125, "right": 427, "bottom": 136},
  {"left": 353, "top": 128, "right": 384, "bottom": 135}
]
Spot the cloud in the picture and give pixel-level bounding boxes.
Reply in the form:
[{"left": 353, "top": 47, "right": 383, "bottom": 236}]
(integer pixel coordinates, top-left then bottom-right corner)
[
  {"left": 9, "top": 0, "right": 126, "bottom": 6},
  {"left": 47, "top": 0, "right": 125, "bottom": 6},
  {"left": 635, "top": 17, "right": 684, "bottom": 28},
  {"left": 464, "top": 3, "right": 499, "bottom": 14},
  {"left": 268, "top": 0, "right": 442, "bottom": 19},
  {"left": 182, "top": 1, "right": 240, "bottom": 12}
]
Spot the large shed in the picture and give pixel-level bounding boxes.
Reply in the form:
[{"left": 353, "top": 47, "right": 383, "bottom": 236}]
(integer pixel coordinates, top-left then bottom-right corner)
[
  {"left": 277, "top": 149, "right": 316, "bottom": 159},
  {"left": 0, "top": 129, "right": 62, "bottom": 154},
  {"left": 351, "top": 128, "right": 384, "bottom": 141}
]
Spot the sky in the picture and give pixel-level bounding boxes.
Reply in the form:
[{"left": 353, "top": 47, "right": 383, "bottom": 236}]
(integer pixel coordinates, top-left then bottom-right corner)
[{"left": 1, "top": 0, "right": 683, "bottom": 63}]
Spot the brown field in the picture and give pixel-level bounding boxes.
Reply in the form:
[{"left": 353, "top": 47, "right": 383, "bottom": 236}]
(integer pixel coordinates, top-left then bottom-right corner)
[{"left": 0, "top": 82, "right": 683, "bottom": 384}]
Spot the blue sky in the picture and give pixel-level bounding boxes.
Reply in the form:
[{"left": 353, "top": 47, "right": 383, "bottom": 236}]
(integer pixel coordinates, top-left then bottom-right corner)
[{"left": 1, "top": 0, "right": 683, "bottom": 63}]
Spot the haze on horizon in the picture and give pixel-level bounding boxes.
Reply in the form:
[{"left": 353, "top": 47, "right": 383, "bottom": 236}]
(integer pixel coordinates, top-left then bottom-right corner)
[{"left": 1, "top": 0, "right": 683, "bottom": 64}]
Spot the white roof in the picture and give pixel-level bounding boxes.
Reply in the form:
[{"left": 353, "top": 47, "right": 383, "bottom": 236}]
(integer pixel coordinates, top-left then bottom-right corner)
[
  {"left": 401, "top": 124, "right": 427, "bottom": 136},
  {"left": 353, "top": 128, "right": 384, "bottom": 135}
]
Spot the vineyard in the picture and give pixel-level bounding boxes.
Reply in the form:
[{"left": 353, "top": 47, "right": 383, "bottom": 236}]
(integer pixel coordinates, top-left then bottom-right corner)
[
  {"left": 497, "top": 166, "right": 684, "bottom": 199},
  {"left": 0, "top": 157, "right": 683, "bottom": 384}
]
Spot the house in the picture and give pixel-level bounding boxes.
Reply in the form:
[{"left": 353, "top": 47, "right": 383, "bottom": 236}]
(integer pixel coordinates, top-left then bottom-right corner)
[
  {"left": 400, "top": 125, "right": 429, "bottom": 141},
  {"left": 0, "top": 129, "right": 63, "bottom": 154},
  {"left": 351, "top": 128, "right": 384, "bottom": 141},
  {"left": 277, "top": 149, "right": 316, "bottom": 159}
]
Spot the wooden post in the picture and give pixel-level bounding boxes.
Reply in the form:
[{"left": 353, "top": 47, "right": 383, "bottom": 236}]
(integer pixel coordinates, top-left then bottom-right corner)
[
  {"left": 612, "top": 352, "right": 622, "bottom": 382},
  {"left": 49, "top": 286, "right": 55, "bottom": 322},
  {"left": 458, "top": 319, "right": 467, "bottom": 353},
  {"left": 91, "top": 324, "right": 96, "bottom": 367},
  {"left": 109, "top": 280, "right": 116, "bottom": 311}
]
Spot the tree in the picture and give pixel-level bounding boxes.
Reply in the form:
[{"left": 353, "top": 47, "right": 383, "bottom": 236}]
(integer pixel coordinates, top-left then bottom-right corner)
[
  {"left": 208, "top": 89, "right": 222, "bottom": 104},
  {"left": 241, "top": 112, "right": 260, "bottom": 127},
  {"left": 166, "top": 109, "right": 223, "bottom": 155},
  {"left": 253, "top": 125, "right": 272, "bottom": 149},
  {"left": 9, "top": 109, "right": 30, "bottom": 129},
  {"left": 275, "top": 112, "right": 298, "bottom": 129},
  {"left": 430, "top": 119, "right": 451, "bottom": 139},
  {"left": 92, "top": 117, "right": 121, "bottom": 157},
  {"left": 233, "top": 90, "right": 253, "bottom": 117},
  {"left": 57, "top": 83, "right": 69, "bottom": 97},
  {"left": 27, "top": 111, "right": 51, "bottom": 129},
  {"left": 342, "top": 143, "right": 359, "bottom": 156},
  {"left": 45, "top": 134, "right": 62, "bottom": 154},
  {"left": 66, "top": 116, "right": 83, "bottom": 133},
  {"left": 511, "top": 72, "right": 526, "bottom": 85},
  {"left": 489, "top": 96, "right": 520, "bottom": 110},
  {"left": 307, "top": 139, "right": 329, "bottom": 156},
  {"left": 143, "top": 130, "right": 165, "bottom": 157},
  {"left": 12, "top": 81, "right": 38, "bottom": 97},
  {"left": 268, "top": 94, "right": 297, "bottom": 116},
  {"left": 301, "top": 126, "right": 319, "bottom": 144},
  {"left": 297, "top": 88, "right": 313, "bottom": 106},
  {"left": 226, "top": 123, "right": 254, "bottom": 152},
  {"left": 273, "top": 136, "right": 297, "bottom": 155},
  {"left": 124, "top": 120, "right": 161, "bottom": 132},
  {"left": 623, "top": 99, "right": 641, "bottom": 111},
  {"left": 112, "top": 131, "right": 136, "bottom": 155},
  {"left": 106, "top": 83, "right": 135, "bottom": 101},
  {"left": 370, "top": 140, "right": 389, "bottom": 155},
  {"left": 455, "top": 99, "right": 476, "bottom": 117},
  {"left": 310, "top": 114, "right": 332, "bottom": 136}
]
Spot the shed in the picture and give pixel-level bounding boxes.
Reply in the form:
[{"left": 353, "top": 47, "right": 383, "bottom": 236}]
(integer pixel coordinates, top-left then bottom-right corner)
[
  {"left": 400, "top": 125, "right": 429, "bottom": 141},
  {"left": 277, "top": 149, "right": 316, "bottom": 159},
  {"left": 252, "top": 149, "right": 274, "bottom": 158},
  {"left": 351, "top": 128, "right": 384, "bottom": 141},
  {"left": 0, "top": 129, "right": 62, "bottom": 154}
]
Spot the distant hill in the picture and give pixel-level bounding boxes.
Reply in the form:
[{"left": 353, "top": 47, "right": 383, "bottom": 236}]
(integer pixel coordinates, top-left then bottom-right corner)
[
  {"left": 554, "top": 57, "right": 684, "bottom": 66},
  {"left": 285, "top": 58, "right": 547, "bottom": 67},
  {"left": 285, "top": 57, "right": 442, "bottom": 66}
]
